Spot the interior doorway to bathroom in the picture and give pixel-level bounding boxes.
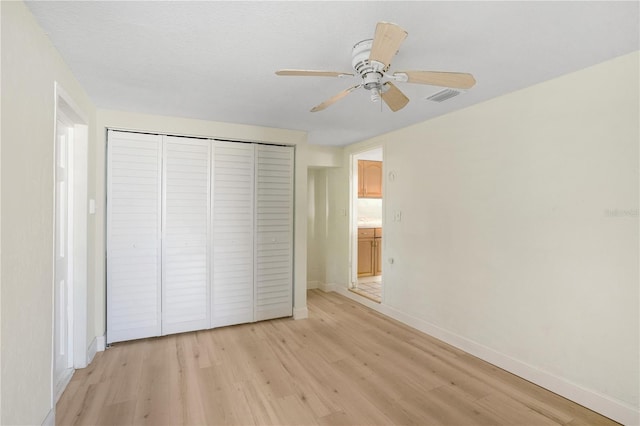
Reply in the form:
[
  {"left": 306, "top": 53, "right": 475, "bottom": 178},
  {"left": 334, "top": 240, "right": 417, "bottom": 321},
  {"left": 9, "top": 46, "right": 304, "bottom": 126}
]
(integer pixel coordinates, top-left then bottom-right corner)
[{"left": 351, "top": 147, "right": 383, "bottom": 303}]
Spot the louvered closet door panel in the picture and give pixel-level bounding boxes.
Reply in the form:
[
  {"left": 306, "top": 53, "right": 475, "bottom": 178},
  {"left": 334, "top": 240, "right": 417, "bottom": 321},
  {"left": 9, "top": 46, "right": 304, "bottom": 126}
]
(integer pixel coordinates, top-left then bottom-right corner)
[
  {"left": 255, "top": 145, "right": 294, "bottom": 321},
  {"left": 107, "top": 130, "right": 162, "bottom": 344},
  {"left": 211, "top": 141, "right": 255, "bottom": 327},
  {"left": 162, "top": 136, "right": 211, "bottom": 335}
]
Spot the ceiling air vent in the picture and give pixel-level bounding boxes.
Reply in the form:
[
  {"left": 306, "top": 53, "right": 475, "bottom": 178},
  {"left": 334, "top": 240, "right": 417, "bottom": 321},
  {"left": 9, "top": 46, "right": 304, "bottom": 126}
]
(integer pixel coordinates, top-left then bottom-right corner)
[{"left": 426, "top": 88, "right": 464, "bottom": 103}]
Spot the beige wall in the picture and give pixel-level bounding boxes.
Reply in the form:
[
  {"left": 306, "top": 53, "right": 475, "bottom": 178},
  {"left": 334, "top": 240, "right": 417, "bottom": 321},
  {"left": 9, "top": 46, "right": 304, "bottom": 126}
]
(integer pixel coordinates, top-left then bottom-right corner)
[
  {"left": 306, "top": 146, "right": 341, "bottom": 289},
  {"left": 307, "top": 145, "right": 342, "bottom": 168},
  {"left": 324, "top": 52, "right": 639, "bottom": 423},
  {"left": 307, "top": 168, "right": 328, "bottom": 288},
  {"left": 0, "top": 2, "right": 97, "bottom": 424}
]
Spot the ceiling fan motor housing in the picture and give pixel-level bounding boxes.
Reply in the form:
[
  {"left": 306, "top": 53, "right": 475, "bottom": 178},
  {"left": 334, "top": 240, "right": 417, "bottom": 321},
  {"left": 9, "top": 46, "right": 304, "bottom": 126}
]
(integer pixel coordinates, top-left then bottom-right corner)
[{"left": 352, "top": 39, "right": 386, "bottom": 90}]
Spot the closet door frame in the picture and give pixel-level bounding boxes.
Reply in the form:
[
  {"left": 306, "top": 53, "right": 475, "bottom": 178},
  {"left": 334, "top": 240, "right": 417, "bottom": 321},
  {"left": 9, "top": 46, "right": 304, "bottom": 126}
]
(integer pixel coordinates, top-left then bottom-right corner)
[{"left": 107, "top": 130, "right": 296, "bottom": 344}]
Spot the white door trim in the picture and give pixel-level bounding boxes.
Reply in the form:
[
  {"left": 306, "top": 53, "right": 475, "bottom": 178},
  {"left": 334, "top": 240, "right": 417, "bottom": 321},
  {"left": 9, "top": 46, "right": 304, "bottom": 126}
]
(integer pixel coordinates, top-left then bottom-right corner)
[
  {"left": 53, "top": 111, "right": 74, "bottom": 402},
  {"left": 52, "top": 82, "right": 89, "bottom": 406},
  {"left": 350, "top": 153, "right": 359, "bottom": 288},
  {"left": 350, "top": 147, "right": 385, "bottom": 298}
]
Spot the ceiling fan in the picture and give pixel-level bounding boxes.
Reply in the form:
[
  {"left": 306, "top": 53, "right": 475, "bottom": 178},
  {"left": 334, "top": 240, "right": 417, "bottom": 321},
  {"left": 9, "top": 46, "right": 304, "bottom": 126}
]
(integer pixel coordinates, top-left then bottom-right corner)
[{"left": 275, "top": 21, "right": 476, "bottom": 113}]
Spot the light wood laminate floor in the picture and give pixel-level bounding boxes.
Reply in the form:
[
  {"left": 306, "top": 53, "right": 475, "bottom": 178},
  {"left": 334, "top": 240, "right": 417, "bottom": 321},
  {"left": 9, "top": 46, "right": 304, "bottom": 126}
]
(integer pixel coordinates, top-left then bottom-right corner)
[{"left": 57, "top": 290, "right": 618, "bottom": 425}]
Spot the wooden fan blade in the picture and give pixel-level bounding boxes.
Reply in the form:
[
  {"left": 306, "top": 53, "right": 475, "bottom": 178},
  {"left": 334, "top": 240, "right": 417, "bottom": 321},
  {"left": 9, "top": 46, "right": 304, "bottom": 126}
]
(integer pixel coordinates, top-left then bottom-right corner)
[
  {"left": 276, "top": 69, "right": 353, "bottom": 77},
  {"left": 398, "top": 71, "right": 476, "bottom": 89},
  {"left": 369, "top": 22, "right": 408, "bottom": 68},
  {"left": 381, "top": 82, "right": 409, "bottom": 112},
  {"left": 311, "top": 85, "right": 362, "bottom": 112}
]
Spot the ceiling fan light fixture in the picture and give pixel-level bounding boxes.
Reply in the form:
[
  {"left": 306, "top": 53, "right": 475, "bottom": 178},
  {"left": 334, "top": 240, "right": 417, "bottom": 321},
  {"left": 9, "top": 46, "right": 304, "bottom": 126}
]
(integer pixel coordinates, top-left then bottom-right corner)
[
  {"left": 362, "top": 71, "right": 382, "bottom": 90},
  {"left": 370, "top": 88, "right": 381, "bottom": 103}
]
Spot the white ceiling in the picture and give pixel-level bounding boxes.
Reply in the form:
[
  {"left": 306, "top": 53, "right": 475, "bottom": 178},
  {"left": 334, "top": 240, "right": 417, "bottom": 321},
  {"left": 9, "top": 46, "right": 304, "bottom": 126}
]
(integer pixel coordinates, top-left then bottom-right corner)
[{"left": 26, "top": 1, "right": 639, "bottom": 146}]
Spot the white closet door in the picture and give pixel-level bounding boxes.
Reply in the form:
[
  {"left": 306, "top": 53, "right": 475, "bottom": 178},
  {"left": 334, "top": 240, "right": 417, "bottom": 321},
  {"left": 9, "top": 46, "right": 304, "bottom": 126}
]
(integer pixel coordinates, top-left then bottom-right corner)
[
  {"left": 107, "top": 130, "right": 162, "bottom": 344},
  {"left": 255, "top": 145, "right": 294, "bottom": 321},
  {"left": 211, "top": 141, "right": 255, "bottom": 327},
  {"left": 162, "top": 136, "right": 211, "bottom": 335}
]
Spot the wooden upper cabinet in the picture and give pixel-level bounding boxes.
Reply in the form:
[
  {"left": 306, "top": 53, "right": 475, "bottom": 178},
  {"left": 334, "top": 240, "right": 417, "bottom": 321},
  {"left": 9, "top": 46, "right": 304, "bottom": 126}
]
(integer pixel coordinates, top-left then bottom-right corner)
[{"left": 358, "top": 160, "right": 382, "bottom": 198}]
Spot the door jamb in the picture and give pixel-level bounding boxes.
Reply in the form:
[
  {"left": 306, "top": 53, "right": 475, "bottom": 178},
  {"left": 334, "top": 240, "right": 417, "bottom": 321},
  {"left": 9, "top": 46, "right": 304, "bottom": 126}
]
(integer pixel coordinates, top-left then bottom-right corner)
[
  {"left": 350, "top": 146, "right": 384, "bottom": 292},
  {"left": 52, "top": 83, "right": 89, "bottom": 405}
]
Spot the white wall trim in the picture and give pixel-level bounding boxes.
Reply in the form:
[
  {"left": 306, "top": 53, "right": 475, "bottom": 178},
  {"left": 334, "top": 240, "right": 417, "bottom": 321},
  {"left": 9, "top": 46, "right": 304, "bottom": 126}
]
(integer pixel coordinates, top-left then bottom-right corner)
[
  {"left": 41, "top": 408, "right": 55, "bottom": 426},
  {"left": 293, "top": 306, "right": 309, "bottom": 320},
  {"left": 87, "top": 337, "right": 97, "bottom": 364},
  {"left": 53, "top": 368, "right": 73, "bottom": 405},
  {"left": 51, "top": 83, "right": 90, "bottom": 426},
  {"left": 318, "top": 282, "right": 337, "bottom": 293},
  {"left": 307, "top": 280, "right": 320, "bottom": 290},
  {"left": 96, "top": 334, "right": 106, "bottom": 352},
  {"left": 87, "top": 334, "right": 106, "bottom": 364},
  {"left": 331, "top": 286, "right": 639, "bottom": 426}
]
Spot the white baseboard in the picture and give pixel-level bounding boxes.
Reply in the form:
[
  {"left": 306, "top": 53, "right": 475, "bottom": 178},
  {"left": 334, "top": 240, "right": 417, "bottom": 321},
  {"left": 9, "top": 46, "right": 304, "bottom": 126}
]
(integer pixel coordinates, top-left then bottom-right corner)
[
  {"left": 293, "top": 306, "right": 308, "bottom": 320},
  {"left": 86, "top": 334, "right": 106, "bottom": 366},
  {"left": 307, "top": 280, "right": 320, "bottom": 290},
  {"left": 87, "top": 337, "right": 97, "bottom": 364},
  {"left": 318, "top": 282, "right": 337, "bottom": 293},
  {"left": 54, "top": 367, "right": 74, "bottom": 404},
  {"left": 331, "top": 285, "right": 639, "bottom": 426},
  {"left": 41, "top": 408, "right": 55, "bottom": 426},
  {"left": 96, "top": 334, "right": 106, "bottom": 352}
]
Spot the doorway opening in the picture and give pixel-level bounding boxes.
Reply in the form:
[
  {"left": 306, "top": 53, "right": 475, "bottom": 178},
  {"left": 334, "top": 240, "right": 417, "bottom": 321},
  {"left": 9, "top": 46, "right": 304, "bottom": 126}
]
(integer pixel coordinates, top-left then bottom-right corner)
[
  {"left": 53, "top": 83, "right": 89, "bottom": 404},
  {"left": 350, "top": 147, "right": 383, "bottom": 303}
]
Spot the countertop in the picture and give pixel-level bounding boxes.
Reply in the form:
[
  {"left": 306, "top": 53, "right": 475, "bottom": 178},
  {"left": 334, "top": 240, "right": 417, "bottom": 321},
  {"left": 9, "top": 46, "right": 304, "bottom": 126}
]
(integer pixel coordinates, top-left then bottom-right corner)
[{"left": 357, "top": 222, "right": 382, "bottom": 229}]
